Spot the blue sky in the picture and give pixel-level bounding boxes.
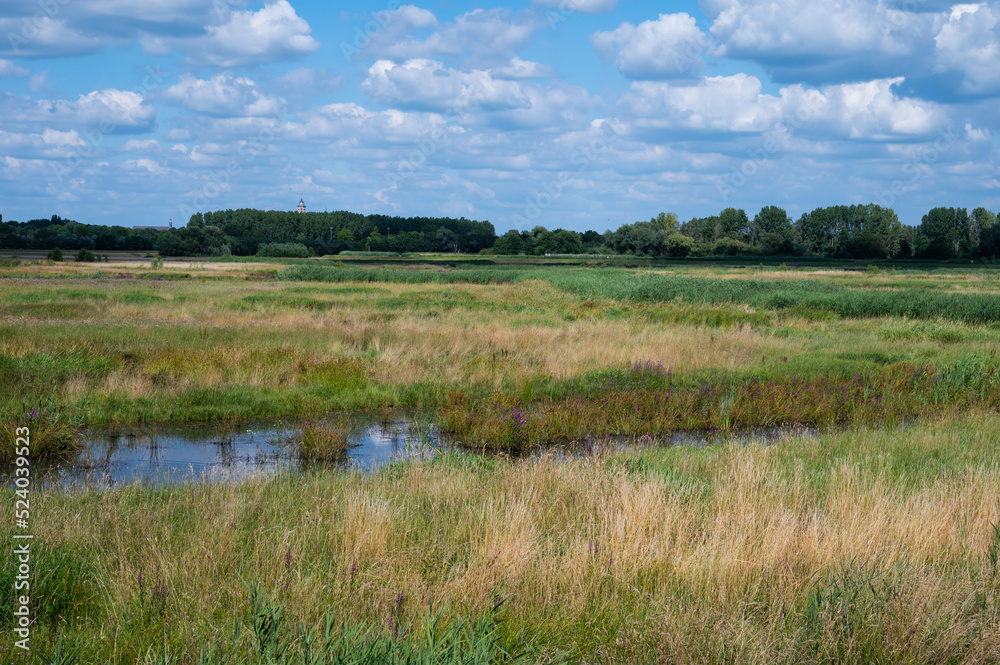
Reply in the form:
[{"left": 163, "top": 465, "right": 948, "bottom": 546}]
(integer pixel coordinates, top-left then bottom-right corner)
[{"left": 1, "top": 0, "right": 998, "bottom": 233}]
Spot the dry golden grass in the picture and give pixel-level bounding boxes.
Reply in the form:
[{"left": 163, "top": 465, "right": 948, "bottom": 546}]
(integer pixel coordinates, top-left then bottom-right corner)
[
  {"left": 3, "top": 264, "right": 1000, "bottom": 434},
  {"left": 0, "top": 277, "right": 800, "bottom": 405},
  {"left": 15, "top": 414, "right": 1000, "bottom": 662}
]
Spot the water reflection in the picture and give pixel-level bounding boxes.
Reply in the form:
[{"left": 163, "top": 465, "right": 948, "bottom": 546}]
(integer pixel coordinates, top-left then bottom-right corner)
[
  {"left": 6, "top": 419, "right": 817, "bottom": 490},
  {"left": 22, "top": 418, "right": 439, "bottom": 490}
]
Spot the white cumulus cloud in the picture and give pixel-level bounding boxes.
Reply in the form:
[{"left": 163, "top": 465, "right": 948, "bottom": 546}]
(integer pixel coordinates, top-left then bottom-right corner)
[
  {"left": 619, "top": 74, "right": 951, "bottom": 140},
  {"left": 591, "top": 13, "right": 709, "bottom": 79},
  {"left": 362, "top": 59, "right": 530, "bottom": 113},
  {"left": 141, "top": 0, "right": 319, "bottom": 67},
  {"left": 935, "top": 3, "right": 1000, "bottom": 94},
  {"left": 493, "top": 57, "right": 557, "bottom": 79},
  {"left": 360, "top": 8, "right": 540, "bottom": 66},
  {"left": 0, "top": 89, "right": 156, "bottom": 134},
  {"left": 162, "top": 73, "right": 285, "bottom": 117},
  {"left": 534, "top": 0, "right": 619, "bottom": 12},
  {"left": 0, "top": 59, "right": 29, "bottom": 77}
]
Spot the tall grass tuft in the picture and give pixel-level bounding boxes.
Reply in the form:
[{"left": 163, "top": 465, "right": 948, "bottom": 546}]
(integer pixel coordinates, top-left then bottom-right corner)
[
  {"left": 33, "top": 584, "right": 529, "bottom": 665},
  {"left": 0, "top": 399, "right": 80, "bottom": 462},
  {"left": 296, "top": 418, "right": 357, "bottom": 461}
]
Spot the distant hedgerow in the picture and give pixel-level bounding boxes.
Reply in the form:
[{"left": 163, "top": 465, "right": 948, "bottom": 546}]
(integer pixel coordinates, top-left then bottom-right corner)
[{"left": 257, "top": 242, "right": 313, "bottom": 258}]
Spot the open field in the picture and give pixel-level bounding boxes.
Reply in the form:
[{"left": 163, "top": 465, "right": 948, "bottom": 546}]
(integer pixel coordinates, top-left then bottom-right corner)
[
  {"left": 2, "top": 256, "right": 1000, "bottom": 662},
  {"left": 2, "top": 258, "right": 1000, "bottom": 434}
]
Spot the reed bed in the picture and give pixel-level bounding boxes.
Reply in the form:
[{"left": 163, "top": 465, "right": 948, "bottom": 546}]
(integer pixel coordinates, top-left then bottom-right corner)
[
  {"left": 279, "top": 263, "right": 1000, "bottom": 323},
  {"left": 440, "top": 358, "right": 1000, "bottom": 451}
]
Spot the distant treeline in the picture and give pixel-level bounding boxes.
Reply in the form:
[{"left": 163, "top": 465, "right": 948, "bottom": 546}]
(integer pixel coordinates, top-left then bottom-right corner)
[
  {"left": 500, "top": 204, "right": 1000, "bottom": 260},
  {"left": 0, "top": 210, "right": 496, "bottom": 257},
  {"left": 1, "top": 204, "right": 998, "bottom": 260}
]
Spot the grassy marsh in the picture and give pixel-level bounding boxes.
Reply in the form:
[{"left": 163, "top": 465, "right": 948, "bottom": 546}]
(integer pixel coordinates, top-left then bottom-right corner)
[
  {"left": 4, "top": 415, "right": 1000, "bottom": 662},
  {"left": 3, "top": 257, "right": 1000, "bottom": 662},
  {"left": 2, "top": 259, "right": 1000, "bottom": 434}
]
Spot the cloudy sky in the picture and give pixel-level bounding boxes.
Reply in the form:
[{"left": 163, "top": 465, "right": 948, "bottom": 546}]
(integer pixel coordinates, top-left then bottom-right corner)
[{"left": 1, "top": 0, "right": 998, "bottom": 232}]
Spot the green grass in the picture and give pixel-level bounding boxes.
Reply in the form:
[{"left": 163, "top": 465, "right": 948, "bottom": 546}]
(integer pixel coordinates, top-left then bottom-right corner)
[
  {"left": 280, "top": 262, "right": 1000, "bottom": 323},
  {"left": 7, "top": 414, "right": 1000, "bottom": 663},
  {"left": 2, "top": 261, "right": 1000, "bottom": 433},
  {"left": 5, "top": 257, "right": 1000, "bottom": 663},
  {"left": 544, "top": 268, "right": 1000, "bottom": 324},
  {"left": 439, "top": 357, "right": 1000, "bottom": 451}
]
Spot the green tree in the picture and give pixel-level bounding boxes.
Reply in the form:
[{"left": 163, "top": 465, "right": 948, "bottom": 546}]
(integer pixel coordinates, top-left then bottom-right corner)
[
  {"left": 918, "top": 207, "right": 963, "bottom": 259},
  {"left": 970, "top": 207, "right": 997, "bottom": 255},
  {"left": 541, "top": 229, "right": 584, "bottom": 255},
  {"left": 718, "top": 208, "right": 750, "bottom": 242},
  {"left": 607, "top": 221, "right": 667, "bottom": 256},
  {"left": 845, "top": 233, "right": 888, "bottom": 260},
  {"left": 712, "top": 237, "right": 751, "bottom": 256},
  {"left": 680, "top": 216, "right": 717, "bottom": 243},
  {"left": 653, "top": 212, "right": 679, "bottom": 234},
  {"left": 493, "top": 230, "right": 526, "bottom": 255},
  {"left": 981, "top": 220, "right": 1000, "bottom": 258},
  {"left": 955, "top": 208, "right": 972, "bottom": 256},
  {"left": 751, "top": 206, "right": 793, "bottom": 248},
  {"left": 434, "top": 228, "right": 459, "bottom": 253},
  {"left": 664, "top": 233, "right": 694, "bottom": 257}
]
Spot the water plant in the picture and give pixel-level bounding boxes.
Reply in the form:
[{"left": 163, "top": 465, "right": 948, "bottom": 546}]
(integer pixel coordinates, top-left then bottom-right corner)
[
  {"left": 439, "top": 359, "right": 1000, "bottom": 451},
  {"left": 296, "top": 418, "right": 357, "bottom": 461},
  {"left": 0, "top": 398, "right": 80, "bottom": 462}
]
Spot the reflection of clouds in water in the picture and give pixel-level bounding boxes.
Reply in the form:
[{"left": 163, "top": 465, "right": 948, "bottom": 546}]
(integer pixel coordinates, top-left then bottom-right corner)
[
  {"left": 23, "top": 418, "right": 442, "bottom": 490},
  {"left": 7, "top": 418, "right": 822, "bottom": 492}
]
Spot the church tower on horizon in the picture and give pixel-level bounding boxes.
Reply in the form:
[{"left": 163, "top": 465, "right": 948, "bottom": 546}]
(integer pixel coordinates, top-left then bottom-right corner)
[{"left": 297, "top": 198, "right": 306, "bottom": 214}]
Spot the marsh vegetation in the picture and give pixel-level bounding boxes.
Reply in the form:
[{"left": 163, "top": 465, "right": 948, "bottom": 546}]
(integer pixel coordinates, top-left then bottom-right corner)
[{"left": 2, "top": 256, "right": 1000, "bottom": 663}]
